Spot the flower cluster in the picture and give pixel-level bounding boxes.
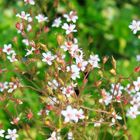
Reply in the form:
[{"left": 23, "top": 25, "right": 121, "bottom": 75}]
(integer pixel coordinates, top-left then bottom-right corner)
[{"left": 0, "top": 0, "right": 140, "bottom": 139}]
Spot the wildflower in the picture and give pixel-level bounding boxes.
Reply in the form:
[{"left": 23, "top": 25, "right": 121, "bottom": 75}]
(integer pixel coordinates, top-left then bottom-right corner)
[
  {"left": 129, "top": 20, "right": 140, "bottom": 34},
  {"left": 5, "top": 129, "right": 18, "bottom": 140},
  {"left": 61, "top": 85, "right": 75, "bottom": 97},
  {"left": 60, "top": 39, "right": 78, "bottom": 52},
  {"left": 67, "top": 65, "right": 80, "bottom": 80},
  {"left": 88, "top": 54, "right": 100, "bottom": 68},
  {"left": 127, "top": 106, "right": 140, "bottom": 119},
  {"left": 62, "top": 23, "right": 77, "bottom": 34},
  {"left": 35, "top": 14, "right": 48, "bottom": 23},
  {"left": 61, "top": 105, "right": 77, "bottom": 123},
  {"left": 111, "top": 83, "right": 123, "bottom": 96},
  {"left": 22, "top": 39, "right": 30, "bottom": 46},
  {"left": 25, "top": 47, "right": 35, "bottom": 57},
  {"left": 16, "top": 11, "right": 30, "bottom": 21},
  {"left": 27, "top": 24, "right": 32, "bottom": 32},
  {"left": 24, "top": 0, "right": 35, "bottom": 5},
  {"left": 42, "top": 51, "right": 56, "bottom": 65},
  {"left": 52, "top": 17, "right": 62, "bottom": 27},
  {"left": 0, "top": 129, "right": 5, "bottom": 137},
  {"left": 48, "top": 79, "right": 59, "bottom": 90},
  {"left": 7, "top": 54, "right": 18, "bottom": 63},
  {"left": 3, "top": 44, "right": 15, "bottom": 55},
  {"left": 64, "top": 11, "right": 78, "bottom": 23},
  {"left": 133, "top": 77, "right": 140, "bottom": 91},
  {"left": 0, "top": 82, "right": 8, "bottom": 92},
  {"left": 76, "top": 57, "right": 88, "bottom": 71},
  {"left": 7, "top": 82, "right": 18, "bottom": 93},
  {"left": 99, "top": 89, "right": 112, "bottom": 105},
  {"left": 74, "top": 109, "right": 85, "bottom": 123}
]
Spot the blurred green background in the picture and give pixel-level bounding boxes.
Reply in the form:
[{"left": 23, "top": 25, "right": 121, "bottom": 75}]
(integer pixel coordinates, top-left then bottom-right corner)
[{"left": 0, "top": 0, "right": 140, "bottom": 139}]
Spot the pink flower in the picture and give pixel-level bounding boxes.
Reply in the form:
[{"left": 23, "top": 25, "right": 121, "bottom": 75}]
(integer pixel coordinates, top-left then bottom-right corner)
[
  {"left": 7, "top": 54, "right": 18, "bottom": 63},
  {"left": 64, "top": 11, "right": 78, "bottom": 23},
  {"left": 62, "top": 23, "right": 77, "bottom": 34},
  {"left": 127, "top": 106, "right": 140, "bottom": 119},
  {"left": 61, "top": 85, "right": 75, "bottom": 97},
  {"left": 88, "top": 54, "right": 100, "bottom": 68},
  {"left": 67, "top": 65, "right": 80, "bottom": 80},
  {"left": 52, "top": 17, "right": 62, "bottom": 27},
  {"left": 133, "top": 77, "right": 140, "bottom": 91},
  {"left": 42, "top": 51, "right": 56, "bottom": 65},
  {"left": 35, "top": 14, "right": 48, "bottom": 23},
  {"left": 74, "top": 109, "right": 85, "bottom": 122},
  {"left": 61, "top": 105, "right": 77, "bottom": 123},
  {"left": 3, "top": 44, "right": 15, "bottom": 55},
  {"left": 76, "top": 57, "right": 88, "bottom": 71},
  {"left": 24, "top": 0, "right": 35, "bottom": 5},
  {"left": 16, "top": 11, "right": 30, "bottom": 21}
]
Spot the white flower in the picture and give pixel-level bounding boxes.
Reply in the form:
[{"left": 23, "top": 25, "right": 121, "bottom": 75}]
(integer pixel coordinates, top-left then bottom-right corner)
[
  {"left": 22, "top": 39, "right": 30, "bottom": 46},
  {"left": 7, "top": 82, "right": 18, "bottom": 93},
  {"left": 0, "top": 129, "right": 5, "bottom": 137},
  {"left": 136, "top": 55, "right": 140, "bottom": 62},
  {"left": 24, "top": 0, "right": 35, "bottom": 5},
  {"left": 25, "top": 47, "right": 35, "bottom": 57},
  {"left": 61, "top": 105, "right": 77, "bottom": 123},
  {"left": 127, "top": 106, "right": 140, "bottom": 119},
  {"left": 47, "top": 131, "right": 57, "bottom": 140},
  {"left": 67, "top": 65, "right": 80, "bottom": 80},
  {"left": 7, "top": 54, "right": 18, "bottom": 63},
  {"left": 0, "top": 82, "right": 8, "bottom": 92},
  {"left": 16, "top": 11, "right": 30, "bottom": 21},
  {"left": 52, "top": 17, "right": 62, "bottom": 27},
  {"left": 133, "top": 77, "right": 140, "bottom": 91},
  {"left": 61, "top": 85, "right": 74, "bottom": 97},
  {"left": 60, "top": 39, "right": 78, "bottom": 52},
  {"left": 111, "top": 83, "right": 123, "bottom": 95},
  {"left": 48, "top": 79, "right": 59, "bottom": 90},
  {"left": 3, "top": 44, "right": 15, "bottom": 55},
  {"left": 88, "top": 54, "right": 100, "bottom": 68},
  {"left": 42, "top": 52, "right": 56, "bottom": 65},
  {"left": 129, "top": 20, "right": 140, "bottom": 34},
  {"left": 27, "top": 24, "right": 32, "bottom": 32},
  {"left": 62, "top": 23, "right": 77, "bottom": 34},
  {"left": 76, "top": 57, "right": 88, "bottom": 71},
  {"left": 99, "top": 89, "right": 112, "bottom": 105},
  {"left": 35, "top": 14, "right": 48, "bottom": 23},
  {"left": 74, "top": 109, "right": 85, "bottom": 122},
  {"left": 5, "top": 129, "right": 18, "bottom": 140},
  {"left": 64, "top": 11, "right": 78, "bottom": 23}
]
